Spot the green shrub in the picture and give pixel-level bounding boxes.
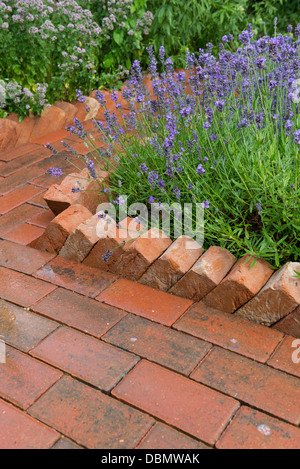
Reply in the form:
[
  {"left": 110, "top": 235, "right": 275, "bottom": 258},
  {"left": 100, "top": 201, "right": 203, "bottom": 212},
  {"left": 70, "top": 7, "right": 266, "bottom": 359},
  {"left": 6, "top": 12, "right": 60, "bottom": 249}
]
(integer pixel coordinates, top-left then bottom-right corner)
[{"left": 62, "top": 27, "right": 300, "bottom": 267}]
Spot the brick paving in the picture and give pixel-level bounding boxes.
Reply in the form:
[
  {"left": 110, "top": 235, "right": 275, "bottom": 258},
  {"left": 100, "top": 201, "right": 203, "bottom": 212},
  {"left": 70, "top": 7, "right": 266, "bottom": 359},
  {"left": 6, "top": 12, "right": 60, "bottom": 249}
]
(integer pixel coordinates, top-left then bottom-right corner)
[{"left": 0, "top": 137, "right": 300, "bottom": 449}]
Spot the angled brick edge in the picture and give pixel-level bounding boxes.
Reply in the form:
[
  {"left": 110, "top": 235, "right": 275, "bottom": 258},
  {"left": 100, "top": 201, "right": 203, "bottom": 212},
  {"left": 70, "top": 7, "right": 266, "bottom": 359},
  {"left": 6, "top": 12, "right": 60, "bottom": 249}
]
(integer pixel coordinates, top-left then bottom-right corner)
[{"left": 31, "top": 176, "right": 300, "bottom": 329}]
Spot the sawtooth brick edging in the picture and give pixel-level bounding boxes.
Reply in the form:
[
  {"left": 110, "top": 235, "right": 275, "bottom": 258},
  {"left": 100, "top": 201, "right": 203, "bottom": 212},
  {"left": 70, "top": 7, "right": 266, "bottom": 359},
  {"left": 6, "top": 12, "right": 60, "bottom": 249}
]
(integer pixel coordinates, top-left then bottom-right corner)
[{"left": 29, "top": 173, "right": 299, "bottom": 328}]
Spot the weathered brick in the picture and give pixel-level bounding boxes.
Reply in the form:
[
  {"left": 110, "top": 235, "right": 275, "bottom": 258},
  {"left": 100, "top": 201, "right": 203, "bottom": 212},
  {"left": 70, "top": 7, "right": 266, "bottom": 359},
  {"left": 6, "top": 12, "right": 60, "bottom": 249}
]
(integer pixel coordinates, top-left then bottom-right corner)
[
  {"left": 139, "top": 236, "right": 204, "bottom": 291},
  {"left": 0, "top": 147, "right": 48, "bottom": 178},
  {"left": 44, "top": 169, "right": 108, "bottom": 215},
  {"left": 30, "top": 326, "right": 139, "bottom": 391},
  {"left": 0, "top": 299, "right": 58, "bottom": 352},
  {"left": 0, "top": 399, "right": 59, "bottom": 449},
  {"left": 29, "top": 375, "right": 154, "bottom": 449},
  {"left": 112, "top": 360, "right": 239, "bottom": 445},
  {"left": 97, "top": 279, "right": 193, "bottom": 326},
  {"left": 0, "top": 143, "right": 40, "bottom": 162},
  {"left": 273, "top": 305, "right": 300, "bottom": 338},
  {"left": 203, "top": 256, "right": 273, "bottom": 313},
  {"left": 137, "top": 423, "right": 209, "bottom": 449},
  {"left": 103, "top": 314, "right": 212, "bottom": 375},
  {"left": 192, "top": 347, "right": 300, "bottom": 425},
  {"left": 32, "top": 287, "right": 126, "bottom": 338},
  {"left": 28, "top": 209, "right": 55, "bottom": 228},
  {"left": 0, "top": 185, "right": 43, "bottom": 215},
  {"left": 29, "top": 105, "right": 66, "bottom": 141},
  {"left": 0, "top": 346, "right": 62, "bottom": 410},
  {"left": 236, "top": 262, "right": 300, "bottom": 325},
  {"left": 4, "top": 223, "right": 44, "bottom": 245},
  {"left": 174, "top": 302, "right": 283, "bottom": 363},
  {"left": 55, "top": 101, "right": 78, "bottom": 126},
  {"left": 30, "top": 204, "right": 92, "bottom": 253},
  {"left": 267, "top": 335, "right": 300, "bottom": 378},
  {"left": 34, "top": 256, "right": 116, "bottom": 298},
  {"left": 113, "top": 228, "right": 172, "bottom": 281},
  {"left": 0, "top": 204, "right": 42, "bottom": 236},
  {"left": 59, "top": 213, "right": 100, "bottom": 262},
  {"left": 0, "top": 240, "right": 55, "bottom": 274},
  {"left": 83, "top": 216, "right": 142, "bottom": 271},
  {"left": 170, "top": 246, "right": 236, "bottom": 301},
  {"left": 52, "top": 438, "right": 82, "bottom": 449},
  {"left": 0, "top": 266, "right": 56, "bottom": 307},
  {"left": 216, "top": 406, "right": 300, "bottom": 449},
  {"left": 0, "top": 118, "right": 18, "bottom": 152}
]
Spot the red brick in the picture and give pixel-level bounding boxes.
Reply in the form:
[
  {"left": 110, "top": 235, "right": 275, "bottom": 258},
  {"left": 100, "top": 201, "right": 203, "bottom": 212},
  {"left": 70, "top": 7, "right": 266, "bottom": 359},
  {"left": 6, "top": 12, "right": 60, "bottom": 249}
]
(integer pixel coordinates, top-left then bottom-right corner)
[
  {"left": 191, "top": 347, "right": 300, "bottom": 425},
  {"left": 31, "top": 128, "right": 69, "bottom": 145},
  {"left": 59, "top": 213, "right": 100, "bottom": 262},
  {"left": 170, "top": 246, "right": 236, "bottom": 301},
  {"left": 55, "top": 101, "right": 78, "bottom": 127},
  {"left": 29, "top": 106, "right": 66, "bottom": 141},
  {"left": 32, "top": 287, "right": 126, "bottom": 338},
  {"left": 51, "top": 438, "right": 82, "bottom": 449},
  {"left": 103, "top": 314, "right": 211, "bottom": 375},
  {"left": 30, "top": 326, "right": 139, "bottom": 391},
  {"left": 34, "top": 257, "right": 116, "bottom": 298},
  {"left": 267, "top": 335, "right": 300, "bottom": 378},
  {"left": 137, "top": 423, "right": 209, "bottom": 449},
  {"left": 83, "top": 216, "right": 143, "bottom": 271},
  {"left": 30, "top": 204, "right": 92, "bottom": 253},
  {"left": 113, "top": 227, "right": 172, "bottom": 280},
  {"left": 72, "top": 97, "right": 100, "bottom": 121},
  {"left": 28, "top": 209, "right": 55, "bottom": 228},
  {"left": 15, "top": 116, "right": 36, "bottom": 147},
  {"left": 30, "top": 171, "right": 65, "bottom": 189},
  {"left": 203, "top": 256, "right": 273, "bottom": 313},
  {"left": 0, "top": 204, "right": 43, "bottom": 236},
  {"left": 0, "top": 185, "right": 44, "bottom": 214},
  {"left": 97, "top": 279, "right": 193, "bottom": 326},
  {"left": 29, "top": 375, "right": 154, "bottom": 449},
  {"left": 139, "top": 236, "right": 204, "bottom": 291},
  {"left": 44, "top": 169, "right": 108, "bottom": 215},
  {"left": 0, "top": 167, "right": 44, "bottom": 196},
  {"left": 174, "top": 302, "right": 283, "bottom": 363},
  {"left": 0, "top": 147, "right": 48, "bottom": 178},
  {"left": 0, "top": 346, "right": 62, "bottom": 410},
  {"left": 112, "top": 360, "right": 239, "bottom": 445},
  {"left": 273, "top": 305, "right": 300, "bottom": 338},
  {"left": 216, "top": 406, "right": 300, "bottom": 449},
  {"left": 0, "top": 143, "right": 40, "bottom": 162},
  {"left": 4, "top": 223, "right": 45, "bottom": 245},
  {"left": 237, "top": 262, "right": 300, "bottom": 325},
  {"left": 28, "top": 192, "right": 48, "bottom": 208},
  {"left": 0, "top": 399, "right": 59, "bottom": 449},
  {"left": 0, "top": 299, "right": 58, "bottom": 352},
  {"left": 0, "top": 118, "right": 18, "bottom": 152},
  {"left": 0, "top": 240, "right": 55, "bottom": 274},
  {"left": 0, "top": 266, "right": 56, "bottom": 307}
]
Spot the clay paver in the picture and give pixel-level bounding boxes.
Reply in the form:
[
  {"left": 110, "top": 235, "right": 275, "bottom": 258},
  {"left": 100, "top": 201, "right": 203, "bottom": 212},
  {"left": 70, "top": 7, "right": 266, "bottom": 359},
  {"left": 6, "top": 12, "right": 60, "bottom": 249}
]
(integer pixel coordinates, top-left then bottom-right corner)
[
  {"left": 112, "top": 360, "right": 240, "bottom": 445},
  {"left": 174, "top": 302, "right": 283, "bottom": 363},
  {"left": 103, "top": 314, "right": 211, "bottom": 375},
  {"left": 0, "top": 266, "right": 57, "bottom": 307},
  {"left": 0, "top": 345, "right": 62, "bottom": 410},
  {"left": 137, "top": 423, "right": 209, "bottom": 449},
  {"left": 32, "top": 287, "right": 126, "bottom": 338},
  {"left": 28, "top": 375, "right": 154, "bottom": 449},
  {"left": 97, "top": 278, "right": 193, "bottom": 326},
  {"left": 0, "top": 299, "right": 59, "bottom": 352},
  {"left": 0, "top": 239, "right": 55, "bottom": 274},
  {"left": 0, "top": 399, "right": 59, "bottom": 450},
  {"left": 216, "top": 406, "right": 300, "bottom": 449},
  {"left": 30, "top": 326, "right": 139, "bottom": 391},
  {"left": 267, "top": 335, "right": 300, "bottom": 378},
  {"left": 34, "top": 256, "right": 116, "bottom": 298},
  {"left": 192, "top": 347, "right": 300, "bottom": 426}
]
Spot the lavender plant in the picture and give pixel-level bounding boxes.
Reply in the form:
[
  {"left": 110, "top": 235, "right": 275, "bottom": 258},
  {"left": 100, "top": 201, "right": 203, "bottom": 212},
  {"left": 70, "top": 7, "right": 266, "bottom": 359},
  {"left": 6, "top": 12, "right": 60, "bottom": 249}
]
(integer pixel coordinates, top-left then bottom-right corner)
[{"left": 53, "top": 25, "right": 299, "bottom": 267}]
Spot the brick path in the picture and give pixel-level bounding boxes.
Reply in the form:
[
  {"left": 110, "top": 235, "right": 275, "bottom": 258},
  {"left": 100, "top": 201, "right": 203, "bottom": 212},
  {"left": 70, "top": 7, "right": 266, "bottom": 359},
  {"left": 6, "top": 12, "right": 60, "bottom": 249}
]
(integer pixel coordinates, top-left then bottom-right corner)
[{"left": 0, "top": 131, "right": 300, "bottom": 449}]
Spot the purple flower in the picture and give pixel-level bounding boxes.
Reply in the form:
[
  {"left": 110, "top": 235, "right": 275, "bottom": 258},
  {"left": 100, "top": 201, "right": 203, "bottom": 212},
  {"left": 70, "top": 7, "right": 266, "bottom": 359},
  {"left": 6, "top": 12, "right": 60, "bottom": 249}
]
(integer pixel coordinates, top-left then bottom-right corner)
[
  {"left": 202, "top": 201, "right": 210, "bottom": 209},
  {"left": 103, "top": 250, "right": 112, "bottom": 263},
  {"left": 196, "top": 164, "right": 206, "bottom": 174},
  {"left": 47, "top": 167, "right": 62, "bottom": 177},
  {"left": 148, "top": 196, "right": 156, "bottom": 204}
]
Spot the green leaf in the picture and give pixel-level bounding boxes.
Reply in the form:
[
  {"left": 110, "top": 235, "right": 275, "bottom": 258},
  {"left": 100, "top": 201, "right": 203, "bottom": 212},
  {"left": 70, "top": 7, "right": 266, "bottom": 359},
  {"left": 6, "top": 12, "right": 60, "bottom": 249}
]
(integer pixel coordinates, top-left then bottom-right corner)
[{"left": 113, "top": 30, "right": 124, "bottom": 47}]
